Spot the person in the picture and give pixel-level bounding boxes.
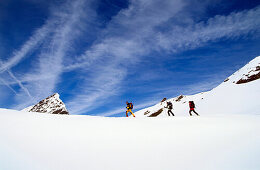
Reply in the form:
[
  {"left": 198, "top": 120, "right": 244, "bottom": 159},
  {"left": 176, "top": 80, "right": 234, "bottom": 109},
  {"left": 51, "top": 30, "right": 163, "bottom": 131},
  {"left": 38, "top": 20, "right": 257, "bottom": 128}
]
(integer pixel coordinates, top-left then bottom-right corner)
[
  {"left": 126, "top": 101, "right": 135, "bottom": 117},
  {"left": 165, "top": 101, "right": 174, "bottom": 116},
  {"left": 189, "top": 101, "right": 199, "bottom": 116}
]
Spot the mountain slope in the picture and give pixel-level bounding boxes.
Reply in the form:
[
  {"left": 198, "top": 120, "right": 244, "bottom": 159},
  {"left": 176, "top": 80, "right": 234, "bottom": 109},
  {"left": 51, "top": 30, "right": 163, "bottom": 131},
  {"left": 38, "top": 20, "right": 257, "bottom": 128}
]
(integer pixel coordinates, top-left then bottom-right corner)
[
  {"left": 135, "top": 56, "right": 260, "bottom": 117},
  {"left": 22, "top": 93, "right": 69, "bottom": 115},
  {"left": 0, "top": 57, "right": 260, "bottom": 170}
]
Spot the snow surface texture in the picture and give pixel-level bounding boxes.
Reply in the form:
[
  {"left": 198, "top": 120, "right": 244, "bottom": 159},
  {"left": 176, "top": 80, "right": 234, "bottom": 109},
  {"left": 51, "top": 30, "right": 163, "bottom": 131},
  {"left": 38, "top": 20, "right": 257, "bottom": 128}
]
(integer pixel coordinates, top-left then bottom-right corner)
[
  {"left": 0, "top": 109, "right": 260, "bottom": 170},
  {"left": 22, "top": 93, "right": 69, "bottom": 115},
  {"left": 135, "top": 56, "right": 260, "bottom": 117}
]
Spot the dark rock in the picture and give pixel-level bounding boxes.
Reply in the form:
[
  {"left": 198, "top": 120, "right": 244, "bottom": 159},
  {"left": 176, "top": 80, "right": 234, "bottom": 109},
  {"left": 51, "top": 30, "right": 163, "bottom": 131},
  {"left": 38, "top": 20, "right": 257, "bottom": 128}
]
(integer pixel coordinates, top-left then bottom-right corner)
[
  {"left": 148, "top": 108, "right": 163, "bottom": 117},
  {"left": 27, "top": 93, "right": 69, "bottom": 115}
]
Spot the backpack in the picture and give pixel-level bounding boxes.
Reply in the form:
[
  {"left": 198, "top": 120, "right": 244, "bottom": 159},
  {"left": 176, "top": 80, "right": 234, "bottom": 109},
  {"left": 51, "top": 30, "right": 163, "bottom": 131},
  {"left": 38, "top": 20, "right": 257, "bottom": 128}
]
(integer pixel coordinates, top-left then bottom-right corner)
[
  {"left": 190, "top": 101, "right": 195, "bottom": 108},
  {"left": 129, "top": 103, "right": 133, "bottom": 109},
  {"left": 167, "top": 102, "right": 173, "bottom": 109}
]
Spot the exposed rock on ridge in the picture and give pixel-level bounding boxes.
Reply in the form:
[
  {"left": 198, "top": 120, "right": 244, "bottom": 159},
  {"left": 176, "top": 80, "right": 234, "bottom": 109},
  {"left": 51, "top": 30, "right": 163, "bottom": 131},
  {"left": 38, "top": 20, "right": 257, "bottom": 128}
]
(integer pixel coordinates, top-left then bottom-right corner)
[{"left": 25, "top": 93, "right": 69, "bottom": 115}]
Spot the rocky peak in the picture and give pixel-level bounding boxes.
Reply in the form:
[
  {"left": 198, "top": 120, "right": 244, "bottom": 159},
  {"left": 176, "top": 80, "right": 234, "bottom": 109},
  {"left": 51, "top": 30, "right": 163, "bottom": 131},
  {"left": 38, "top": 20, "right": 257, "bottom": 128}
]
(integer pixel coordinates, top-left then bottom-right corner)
[
  {"left": 26, "top": 93, "right": 69, "bottom": 115},
  {"left": 224, "top": 56, "right": 260, "bottom": 84}
]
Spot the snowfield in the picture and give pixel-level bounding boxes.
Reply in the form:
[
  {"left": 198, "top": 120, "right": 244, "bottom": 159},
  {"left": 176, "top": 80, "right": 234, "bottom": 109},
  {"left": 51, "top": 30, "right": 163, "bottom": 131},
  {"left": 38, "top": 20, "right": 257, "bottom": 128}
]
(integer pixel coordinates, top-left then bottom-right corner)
[
  {"left": 0, "top": 109, "right": 260, "bottom": 170},
  {"left": 0, "top": 56, "right": 260, "bottom": 170}
]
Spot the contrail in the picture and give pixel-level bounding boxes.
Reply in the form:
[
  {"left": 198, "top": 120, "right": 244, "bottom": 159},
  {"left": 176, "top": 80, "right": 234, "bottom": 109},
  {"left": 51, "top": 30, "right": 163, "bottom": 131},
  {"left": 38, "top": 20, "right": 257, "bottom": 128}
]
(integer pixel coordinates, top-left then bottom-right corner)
[
  {"left": 0, "top": 78, "right": 17, "bottom": 95},
  {"left": 7, "top": 70, "right": 32, "bottom": 99},
  {"left": 0, "top": 20, "right": 54, "bottom": 73}
]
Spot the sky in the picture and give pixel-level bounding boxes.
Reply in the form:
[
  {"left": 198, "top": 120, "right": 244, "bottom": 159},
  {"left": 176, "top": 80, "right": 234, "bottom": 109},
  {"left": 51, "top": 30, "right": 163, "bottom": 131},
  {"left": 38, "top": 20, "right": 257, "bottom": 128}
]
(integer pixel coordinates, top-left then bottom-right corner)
[{"left": 0, "top": 0, "right": 259, "bottom": 116}]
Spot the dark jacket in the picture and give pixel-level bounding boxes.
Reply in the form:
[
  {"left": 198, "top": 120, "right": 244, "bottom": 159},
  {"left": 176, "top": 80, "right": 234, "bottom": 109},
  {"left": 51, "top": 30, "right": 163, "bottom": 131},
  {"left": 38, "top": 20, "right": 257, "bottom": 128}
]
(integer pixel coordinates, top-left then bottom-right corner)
[
  {"left": 166, "top": 102, "right": 173, "bottom": 110},
  {"left": 126, "top": 103, "right": 133, "bottom": 109}
]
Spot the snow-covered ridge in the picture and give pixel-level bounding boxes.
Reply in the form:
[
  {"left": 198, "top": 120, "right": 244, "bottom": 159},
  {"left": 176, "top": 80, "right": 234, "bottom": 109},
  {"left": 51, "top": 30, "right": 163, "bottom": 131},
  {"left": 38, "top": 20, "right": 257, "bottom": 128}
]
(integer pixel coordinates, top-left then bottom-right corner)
[
  {"left": 224, "top": 56, "right": 260, "bottom": 84},
  {"left": 135, "top": 56, "right": 260, "bottom": 117},
  {"left": 23, "top": 93, "right": 69, "bottom": 115},
  {"left": 135, "top": 92, "right": 207, "bottom": 117}
]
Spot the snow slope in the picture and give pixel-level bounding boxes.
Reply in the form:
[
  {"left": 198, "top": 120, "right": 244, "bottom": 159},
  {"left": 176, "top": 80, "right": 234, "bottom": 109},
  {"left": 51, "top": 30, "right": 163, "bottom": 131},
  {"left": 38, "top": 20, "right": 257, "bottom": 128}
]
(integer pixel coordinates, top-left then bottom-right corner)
[
  {"left": 0, "top": 109, "right": 260, "bottom": 170},
  {"left": 1, "top": 56, "right": 259, "bottom": 170},
  {"left": 135, "top": 56, "right": 260, "bottom": 117}
]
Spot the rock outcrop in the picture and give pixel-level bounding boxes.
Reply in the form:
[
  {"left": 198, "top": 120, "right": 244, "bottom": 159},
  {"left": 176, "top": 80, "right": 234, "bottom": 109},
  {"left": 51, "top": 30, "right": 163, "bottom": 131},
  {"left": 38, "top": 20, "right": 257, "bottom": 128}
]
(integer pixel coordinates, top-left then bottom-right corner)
[{"left": 24, "top": 93, "right": 69, "bottom": 115}]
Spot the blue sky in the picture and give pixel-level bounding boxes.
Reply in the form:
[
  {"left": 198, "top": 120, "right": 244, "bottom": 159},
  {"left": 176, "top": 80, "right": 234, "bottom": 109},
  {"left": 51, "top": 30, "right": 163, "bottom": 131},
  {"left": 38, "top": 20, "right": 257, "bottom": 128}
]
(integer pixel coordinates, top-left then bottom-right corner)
[{"left": 0, "top": 0, "right": 259, "bottom": 116}]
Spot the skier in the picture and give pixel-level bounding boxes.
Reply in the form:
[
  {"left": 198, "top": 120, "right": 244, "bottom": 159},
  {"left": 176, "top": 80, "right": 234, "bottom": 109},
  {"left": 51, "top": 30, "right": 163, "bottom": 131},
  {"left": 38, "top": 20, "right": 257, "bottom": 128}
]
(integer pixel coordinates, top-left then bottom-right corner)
[
  {"left": 126, "top": 101, "right": 135, "bottom": 117},
  {"left": 189, "top": 101, "right": 199, "bottom": 116},
  {"left": 165, "top": 101, "right": 174, "bottom": 116}
]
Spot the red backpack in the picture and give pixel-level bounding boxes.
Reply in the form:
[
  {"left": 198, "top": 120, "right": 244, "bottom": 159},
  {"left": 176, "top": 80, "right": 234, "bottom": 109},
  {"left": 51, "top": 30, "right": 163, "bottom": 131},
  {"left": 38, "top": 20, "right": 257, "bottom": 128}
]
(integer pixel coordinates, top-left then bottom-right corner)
[{"left": 189, "top": 101, "right": 195, "bottom": 108}]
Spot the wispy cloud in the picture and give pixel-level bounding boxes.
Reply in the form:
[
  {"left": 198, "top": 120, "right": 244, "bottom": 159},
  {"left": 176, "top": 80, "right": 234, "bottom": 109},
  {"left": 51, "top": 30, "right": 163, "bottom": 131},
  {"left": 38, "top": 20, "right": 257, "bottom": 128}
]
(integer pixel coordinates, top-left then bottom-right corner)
[
  {"left": 0, "top": 0, "right": 96, "bottom": 109},
  {"left": 0, "top": 77, "right": 17, "bottom": 95},
  {"left": 67, "top": 62, "right": 127, "bottom": 114},
  {"left": 7, "top": 70, "right": 32, "bottom": 98},
  {"left": 17, "top": 0, "right": 90, "bottom": 106},
  {"left": 0, "top": 4, "right": 57, "bottom": 106},
  {"left": 0, "top": 60, "right": 32, "bottom": 100},
  {"left": 1, "top": 0, "right": 259, "bottom": 114},
  {"left": 154, "top": 6, "right": 260, "bottom": 52},
  {"left": 65, "top": 0, "right": 185, "bottom": 114},
  {"left": 0, "top": 74, "right": 54, "bottom": 85},
  {"left": 65, "top": 2, "right": 260, "bottom": 114},
  {"left": 0, "top": 20, "right": 54, "bottom": 73}
]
